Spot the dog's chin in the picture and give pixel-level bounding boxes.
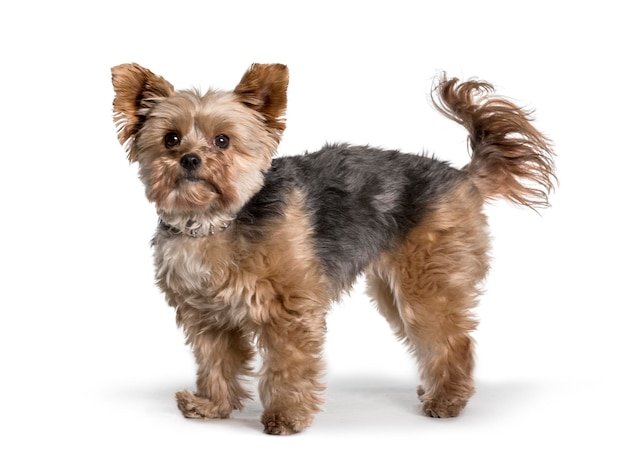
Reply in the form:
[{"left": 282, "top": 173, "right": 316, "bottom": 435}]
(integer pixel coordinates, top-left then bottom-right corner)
[{"left": 151, "top": 179, "right": 223, "bottom": 214}]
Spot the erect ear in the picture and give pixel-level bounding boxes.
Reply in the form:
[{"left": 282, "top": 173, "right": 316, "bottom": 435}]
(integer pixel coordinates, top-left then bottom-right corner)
[
  {"left": 234, "top": 63, "right": 289, "bottom": 137},
  {"left": 111, "top": 63, "right": 174, "bottom": 155}
]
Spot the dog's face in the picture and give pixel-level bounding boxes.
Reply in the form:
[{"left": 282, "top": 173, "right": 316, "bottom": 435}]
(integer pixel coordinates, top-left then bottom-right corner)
[{"left": 111, "top": 63, "right": 288, "bottom": 219}]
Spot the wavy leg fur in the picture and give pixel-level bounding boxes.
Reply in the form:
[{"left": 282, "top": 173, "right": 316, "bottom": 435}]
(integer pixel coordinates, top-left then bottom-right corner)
[{"left": 368, "top": 181, "right": 489, "bottom": 419}]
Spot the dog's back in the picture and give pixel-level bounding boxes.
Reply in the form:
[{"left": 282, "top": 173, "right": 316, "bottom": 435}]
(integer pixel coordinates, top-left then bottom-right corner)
[{"left": 240, "top": 145, "right": 465, "bottom": 290}]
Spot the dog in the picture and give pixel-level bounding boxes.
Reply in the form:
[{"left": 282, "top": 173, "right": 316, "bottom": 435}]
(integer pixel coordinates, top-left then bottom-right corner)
[{"left": 111, "top": 63, "right": 556, "bottom": 434}]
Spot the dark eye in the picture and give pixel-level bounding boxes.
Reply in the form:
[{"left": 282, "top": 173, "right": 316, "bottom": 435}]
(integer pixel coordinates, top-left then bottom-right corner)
[
  {"left": 213, "top": 134, "right": 230, "bottom": 149},
  {"left": 164, "top": 132, "right": 181, "bottom": 149}
]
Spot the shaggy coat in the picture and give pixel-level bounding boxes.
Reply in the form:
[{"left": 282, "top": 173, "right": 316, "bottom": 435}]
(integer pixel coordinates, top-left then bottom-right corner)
[{"left": 111, "top": 63, "right": 555, "bottom": 434}]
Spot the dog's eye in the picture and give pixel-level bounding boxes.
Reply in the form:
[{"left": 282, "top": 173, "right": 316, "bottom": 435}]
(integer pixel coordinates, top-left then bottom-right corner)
[
  {"left": 213, "top": 134, "right": 230, "bottom": 150},
  {"left": 164, "top": 132, "right": 181, "bottom": 149}
]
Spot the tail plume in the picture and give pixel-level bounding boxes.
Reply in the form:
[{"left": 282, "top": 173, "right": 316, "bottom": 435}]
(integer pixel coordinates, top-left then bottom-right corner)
[{"left": 432, "top": 75, "right": 557, "bottom": 209}]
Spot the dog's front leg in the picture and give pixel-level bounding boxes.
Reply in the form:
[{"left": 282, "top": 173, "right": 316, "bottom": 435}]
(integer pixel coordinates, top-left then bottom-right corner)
[
  {"left": 257, "top": 309, "right": 326, "bottom": 435},
  {"left": 176, "top": 324, "right": 255, "bottom": 419}
]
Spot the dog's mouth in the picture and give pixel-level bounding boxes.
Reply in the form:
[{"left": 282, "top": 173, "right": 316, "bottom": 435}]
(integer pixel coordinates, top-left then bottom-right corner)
[
  {"left": 181, "top": 175, "right": 203, "bottom": 183},
  {"left": 178, "top": 176, "right": 222, "bottom": 195}
]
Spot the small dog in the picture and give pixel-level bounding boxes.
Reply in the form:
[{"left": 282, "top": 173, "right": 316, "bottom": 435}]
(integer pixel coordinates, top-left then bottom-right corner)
[{"left": 111, "top": 63, "right": 555, "bottom": 434}]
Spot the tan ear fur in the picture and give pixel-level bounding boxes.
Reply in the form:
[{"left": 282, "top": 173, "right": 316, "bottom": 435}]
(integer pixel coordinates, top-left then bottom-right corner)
[
  {"left": 234, "top": 64, "right": 289, "bottom": 137},
  {"left": 111, "top": 63, "right": 174, "bottom": 159}
]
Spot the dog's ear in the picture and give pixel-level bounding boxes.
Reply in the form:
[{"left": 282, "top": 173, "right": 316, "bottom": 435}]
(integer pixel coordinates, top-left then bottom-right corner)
[
  {"left": 111, "top": 63, "right": 174, "bottom": 159},
  {"left": 234, "top": 63, "right": 289, "bottom": 137}
]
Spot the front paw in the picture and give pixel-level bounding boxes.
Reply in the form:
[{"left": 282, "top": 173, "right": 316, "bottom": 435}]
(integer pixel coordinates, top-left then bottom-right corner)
[
  {"left": 175, "top": 390, "right": 232, "bottom": 419},
  {"left": 417, "top": 386, "right": 468, "bottom": 418},
  {"left": 261, "top": 411, "right": 313, "bottom": 435}
]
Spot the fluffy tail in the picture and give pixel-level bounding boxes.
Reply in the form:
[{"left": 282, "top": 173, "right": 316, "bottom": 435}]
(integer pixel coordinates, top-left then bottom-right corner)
[{"left": 432, "top": 75, "right": 557, "bottom": 209}]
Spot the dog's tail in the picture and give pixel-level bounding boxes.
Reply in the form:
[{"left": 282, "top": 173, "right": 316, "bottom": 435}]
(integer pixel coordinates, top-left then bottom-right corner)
[{"left": 432, "top": 75, "right": 557, "bottom": 209}]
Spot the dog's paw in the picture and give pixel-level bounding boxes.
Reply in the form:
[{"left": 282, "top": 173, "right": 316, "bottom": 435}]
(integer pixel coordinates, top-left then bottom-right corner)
[
  {"left": 417, "top": 386, "right": 468, "bottom": 418},
  {"left": 261, "top": 412, "right": 312, "bottom": 435},
  {"left": 175, "top": 390, "right": 231, "bottom": 419}
]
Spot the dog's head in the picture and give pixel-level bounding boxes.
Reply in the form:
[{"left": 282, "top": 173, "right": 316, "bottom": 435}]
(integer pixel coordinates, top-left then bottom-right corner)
[{"left": 111, "top": 63, "right": 288, "bottom": 223}]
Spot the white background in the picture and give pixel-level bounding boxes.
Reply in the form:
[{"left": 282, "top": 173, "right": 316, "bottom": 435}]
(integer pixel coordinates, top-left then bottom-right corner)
[{"left": 1, "top": 0, "right": 624, "bottom": 450}]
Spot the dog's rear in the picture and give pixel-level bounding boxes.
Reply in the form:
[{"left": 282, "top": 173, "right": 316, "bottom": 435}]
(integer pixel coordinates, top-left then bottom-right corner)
[
  {"left": 433, "top": 76, "right": 556, "bottom": 208},
  {"left": 366, "top": 77, "right": 556, "bottom": 418}
]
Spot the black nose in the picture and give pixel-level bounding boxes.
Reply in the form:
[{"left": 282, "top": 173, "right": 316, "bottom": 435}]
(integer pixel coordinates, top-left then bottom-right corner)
[{"left": 180, "top": 153, "right": 201, "bottom": 171}]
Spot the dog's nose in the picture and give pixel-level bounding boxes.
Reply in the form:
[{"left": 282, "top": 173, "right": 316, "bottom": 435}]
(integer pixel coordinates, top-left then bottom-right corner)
[{"left": 180, "top": 153, "right": 201, "bottom": 171}]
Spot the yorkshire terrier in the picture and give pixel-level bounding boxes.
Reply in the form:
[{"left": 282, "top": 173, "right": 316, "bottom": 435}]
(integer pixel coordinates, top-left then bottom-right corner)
[{"left": 111, "top": 63, "right": 556, "bottom": 434}]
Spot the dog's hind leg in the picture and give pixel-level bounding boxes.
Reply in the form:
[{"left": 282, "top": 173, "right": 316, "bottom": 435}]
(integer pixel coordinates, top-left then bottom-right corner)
[{"left": 369, "top": 181, "right": 490, "bottom": 418}]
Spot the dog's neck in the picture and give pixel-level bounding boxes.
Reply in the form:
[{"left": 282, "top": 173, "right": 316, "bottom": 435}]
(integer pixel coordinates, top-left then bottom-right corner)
[{"left": 157, "top": 211, "right": 234, "bottom": 238}]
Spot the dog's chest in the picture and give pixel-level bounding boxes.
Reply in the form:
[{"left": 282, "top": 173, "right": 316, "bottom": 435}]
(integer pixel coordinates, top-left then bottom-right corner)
[
  {"left": 155, "top": 235, "right": 213, "bottom": 294},
  {"left": 153, "top": 233, "right": 254, "bottom": 323}
]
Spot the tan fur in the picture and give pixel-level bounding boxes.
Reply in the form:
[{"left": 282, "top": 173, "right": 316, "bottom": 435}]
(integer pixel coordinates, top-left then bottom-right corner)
[
  {"left": 155, "top": 190, "right": 330, "bottom": 433},
  {"left": 111, "top": 63, "right": 287, "bottom": 225},
  {"left": 367, "top": 181, "right": 489, "bottom": 417},
  {"left": 112, "top": 63, "right": 174, "bottom": 160},
  {"left": 433, "top": 76, "right": 557, "bottom": 209}
]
